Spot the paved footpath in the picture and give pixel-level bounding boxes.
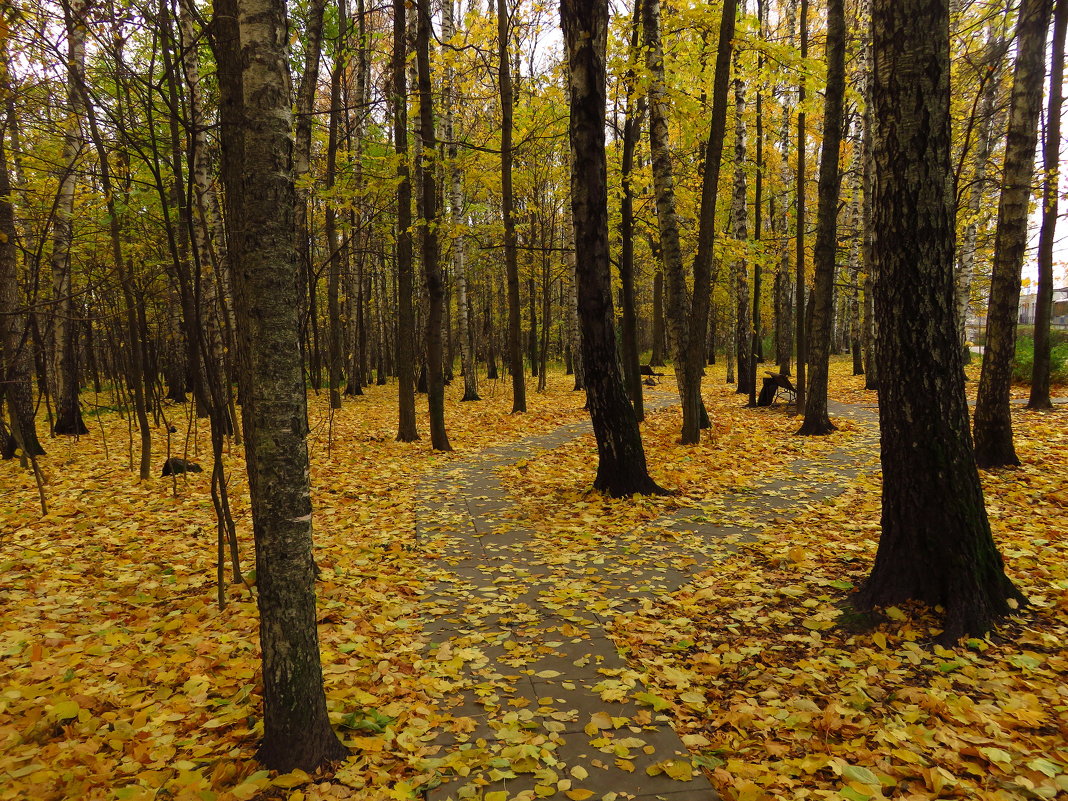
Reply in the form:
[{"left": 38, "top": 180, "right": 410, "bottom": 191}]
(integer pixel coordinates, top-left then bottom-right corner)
[{"left": 415, "top": 391, "right": 881, "bottom": 801}]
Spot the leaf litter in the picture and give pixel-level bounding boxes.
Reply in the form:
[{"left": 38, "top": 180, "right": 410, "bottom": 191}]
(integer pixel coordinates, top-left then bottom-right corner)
[{"left": 1, "top": 362, "right": 1065, "bottom": 801}]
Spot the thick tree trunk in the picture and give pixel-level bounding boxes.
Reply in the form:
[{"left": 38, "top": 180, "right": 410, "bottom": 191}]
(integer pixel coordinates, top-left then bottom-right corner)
[
  {"left": 220, "top": 0, "right": 348, "bottom": 770},
  {"left": 973, "top": 0, "right": 1052, "bottom": 467},
  {"left": 561, "top": 0, "right": 663, "bottom": 497},
  {"left": 393, "top": 0, "right": 419, "bottom": 441},
  {"left": 415, "top": 0, "right": 452, "bottom": 451},
  {"left": 1028, "top": 0, "right": 1066, "bottom": 409},
  {"left": 798, "top": 0, "right": 844, "bottom": 435},
  {"left": 499, "top": 0, "right": 526, "bottom": 412},
  {"left": 858, "top": 0, "right": 1025, "bottom": 642}
]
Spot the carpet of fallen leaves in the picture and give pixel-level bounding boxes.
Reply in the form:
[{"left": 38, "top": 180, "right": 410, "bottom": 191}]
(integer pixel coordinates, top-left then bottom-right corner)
[
  {"left": 0, "top": 373, "right": 594, "bottom": 801},
  {"left": 2, "top": 361, "right": 1066, "bottom": 801}
]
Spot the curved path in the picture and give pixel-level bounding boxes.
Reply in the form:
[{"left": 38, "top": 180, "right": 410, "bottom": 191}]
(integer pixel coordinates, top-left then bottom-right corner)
[{"left": 415, "top": 391, "right": 880, "bottom": 801}]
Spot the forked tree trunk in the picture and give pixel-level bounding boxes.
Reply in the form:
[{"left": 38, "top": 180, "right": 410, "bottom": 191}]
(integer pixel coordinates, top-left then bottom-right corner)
[
  {"left": 858, "top": 0, "right": 1026, "bottom": 642},
  {"left": 218, "top": 0, "right": 348, "bottom": 770},
  {"left": 798, "top": 0, "right": 844, "bottom": 435},
  {"left": 973, "top": 0, "right": 1052, "bottom": 467},
  {"left": 561, "top": 0, "right": 663, "bottom": 497}
]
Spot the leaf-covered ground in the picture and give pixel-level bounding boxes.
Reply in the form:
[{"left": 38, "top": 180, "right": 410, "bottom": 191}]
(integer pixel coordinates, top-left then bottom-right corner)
[{"left": 1, "top": 361, "right": 1065, "bottom": 801}]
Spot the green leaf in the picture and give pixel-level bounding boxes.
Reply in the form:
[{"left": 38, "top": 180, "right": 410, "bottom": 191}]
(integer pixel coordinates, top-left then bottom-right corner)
[
  {"left": 633, "top": 691, "right": 671, "bottom": 711},
  {"left": 841, "top": 765, "right": 880, "bottom": 785},
  {"left": 1027, "top": 758, "right": 1061, "bottom": 777}
]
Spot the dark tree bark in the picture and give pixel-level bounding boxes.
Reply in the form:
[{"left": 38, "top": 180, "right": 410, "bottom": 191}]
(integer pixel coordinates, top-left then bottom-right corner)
[
  {"left": 650, "top": 267, "right": 666, "bottom": 366},
  {"left": 857, "top": 0, "right": 1025, "bottom": 643},
  {"left": 393, "top": 0, "right": 419, "bottom": 441},
  {"left": 415, "top": 0, "right": 452, "bottom": 451},
  {"left": 293, "top": 0, "right": 327, "bottom": 394},
  {"left": 793, "top": 0, "right": 808, "bottom": 414},
  {"left": 561, "top": 0, "right": 663, "bottom": 497},
  {"left": 528, "top": 274, "right": 538, "bottom": 377},
  {"left": 730, "top": 52, "right": 753, "bottom": 399},
  {"left": 51, "top": 0, "right": 89, "bottom": 437},
  {"left": 499, "top": 0, "right": 526, "bottom": 412},
  {"left": 619, "top": 0, "right": 645, "bottom": 420},
  {"left": 1028, "top": 0, "right": 1066, "bottom": 409},
  {"left": 325, "top": 0, "right": 347, "bottom": 410},
  {"left": 750, "top": 0, "right": 765, "bottom": 405},
  {"left": 645, "top": 0, "right": 734, "bottom": 444},
  {"left": 217, "top": 0, "right": 348, "bottom": 771},
  {"left": 0, "top": 103, "right": 43, "bottom": 457},
  {"left": 798, "top": 0, "right": 844, "bottom": 435},
  {"left": 973, "top": 0, "right": 1053, "bottom": 466}
]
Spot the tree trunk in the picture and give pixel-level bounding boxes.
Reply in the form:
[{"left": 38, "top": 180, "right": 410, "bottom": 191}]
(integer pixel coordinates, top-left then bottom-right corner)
[
  {"left": 561, "top": 0, "right": 663, "bottom": 497},
  {"left": 645, "top": 0, "right": 734, "bottom": 443},
  {"left": 72, "top": 4, "right": 152, "bottom": 479},
  {"left": 793, "top": 0, "right": 808, "bottom": 414},
  {"left": 415, "top": 0, "right": 452, "bottom": 451},
  {"left": 0, "top": 101, "right": 44, "bottom": 457},
  {"left": 650, "top": 267, "right": 666, "bottom": 366},
  {"left": 858, "top": 0, "right": 1025, "bottom": 643},
  {"left": 500, "top": 0, "right": 526, "bottom": 412},
  {"left": 619, "top": 0, "right": 644, "bottom": 420},
  {"left": 973, "top": 0, "right": 1052, "bottom": 468},
  {"left": 798, "top": 0, "right": 844, "bottom": 436},
  {"left": 730, "top": 56, "right": 753, "bottom": 399},
  {"left": 1028, "top": 0, "right": 1066, "bottom": 409},
  {"left": 219, "top": 0, "right": 348, "bottom": 770},
  {"left": 50, "top": 0, "right": 89, "bottom": 437},
  {"left": 442, "top": 0, "right": 479, "bottom": 402},
  {"left": 393, "top": 0, "right": 419, "bottom": 441},
  {"left": 750, "top": 0, "right": 765, "bottom": 402},
  {"left": 325, "top": 0, "right": 346, "bottom": 410}
]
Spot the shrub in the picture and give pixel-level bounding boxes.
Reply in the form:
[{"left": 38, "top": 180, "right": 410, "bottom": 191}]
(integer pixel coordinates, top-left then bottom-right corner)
[{"left": 1012, "top": 336, "right": 1068, "bottom": 385}]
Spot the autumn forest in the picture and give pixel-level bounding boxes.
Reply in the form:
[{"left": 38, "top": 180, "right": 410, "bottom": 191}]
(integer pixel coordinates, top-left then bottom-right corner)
[{"left": 1, "top": 0, "right": 1067, "bottom": 799}]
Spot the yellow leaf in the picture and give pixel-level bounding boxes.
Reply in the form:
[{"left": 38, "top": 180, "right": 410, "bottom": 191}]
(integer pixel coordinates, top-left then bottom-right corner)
[
  {"left": 565, "top": 790, "right": 595, "bottom": 801},
  {"left": 52, "top": 700, "right": 80, "bottom": 720}
]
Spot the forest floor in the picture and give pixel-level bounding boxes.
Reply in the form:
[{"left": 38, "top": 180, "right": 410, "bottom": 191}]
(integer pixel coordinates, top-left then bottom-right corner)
[{"left": 1, "top": 360, "right": 1066, "bottom": 801}]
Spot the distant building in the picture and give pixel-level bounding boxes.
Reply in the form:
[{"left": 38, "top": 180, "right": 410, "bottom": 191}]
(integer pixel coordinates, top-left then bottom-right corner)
[{"left": 1019, "top": 287, "right": 1068, "bottom": 328}]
